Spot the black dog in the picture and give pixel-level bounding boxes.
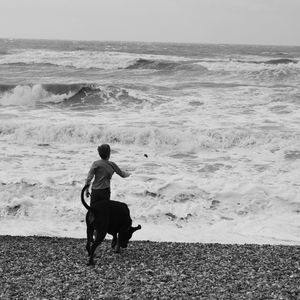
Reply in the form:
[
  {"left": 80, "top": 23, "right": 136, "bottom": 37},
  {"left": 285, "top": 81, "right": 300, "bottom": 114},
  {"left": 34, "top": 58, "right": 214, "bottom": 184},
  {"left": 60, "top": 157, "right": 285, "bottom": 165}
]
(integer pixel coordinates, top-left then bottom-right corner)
[{"left": 81, "top": 185, "right": 141, "bottom": 265}]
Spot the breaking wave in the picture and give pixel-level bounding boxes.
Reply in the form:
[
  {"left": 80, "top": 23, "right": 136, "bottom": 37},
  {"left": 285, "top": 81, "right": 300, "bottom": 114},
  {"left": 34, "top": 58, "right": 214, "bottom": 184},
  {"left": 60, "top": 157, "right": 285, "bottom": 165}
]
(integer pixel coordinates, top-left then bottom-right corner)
[
  {"left": 0, "top": 181, "right": 83, "bottom": 227},
  {"left": 0, "top": 84, "right": 144, "bottom": 107},
  {"left": 61, "top": 85, "right": 144, "bottom": 107},
  {"left": 1, "top": 121, "right": 299, "bottom": 152},
  {"left": 0, "top": 84, "right": 74, "bottom": 106}
]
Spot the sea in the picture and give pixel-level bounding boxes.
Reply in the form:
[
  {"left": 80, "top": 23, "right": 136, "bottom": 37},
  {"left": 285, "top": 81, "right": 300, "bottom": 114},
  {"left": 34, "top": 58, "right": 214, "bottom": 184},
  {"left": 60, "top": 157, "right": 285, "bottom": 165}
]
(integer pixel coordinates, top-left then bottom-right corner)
[{"left": 0, "top": 39, "right": 300, "bottom": 245}]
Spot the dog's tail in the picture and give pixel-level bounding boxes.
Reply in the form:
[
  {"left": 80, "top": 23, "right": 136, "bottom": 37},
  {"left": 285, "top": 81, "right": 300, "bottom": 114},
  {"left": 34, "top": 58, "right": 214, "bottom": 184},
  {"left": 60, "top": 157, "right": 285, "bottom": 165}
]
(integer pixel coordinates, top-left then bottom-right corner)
[{"left": 81, "top": 185, "right": 91, "bottom": 210}]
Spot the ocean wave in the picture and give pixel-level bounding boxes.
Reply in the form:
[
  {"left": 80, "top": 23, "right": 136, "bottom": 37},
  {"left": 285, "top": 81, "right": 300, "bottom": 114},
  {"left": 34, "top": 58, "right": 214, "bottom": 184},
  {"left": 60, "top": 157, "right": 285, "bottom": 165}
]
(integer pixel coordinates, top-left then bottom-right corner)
[
  {"left": 1, "top": 178, "right": 299, "bottom": 243},
  {"left": 261, "top": 51, "right": 289, "bottom": 56},
  {"left": 0, "top": 85, "right": 72, "bottom": 106},
  {"left": 199, "top": 58, "right": 300, "bottom": 70},
  {"left": 262, "top": 58, "right": 298, "bottom": 65},
  {"left": 0, "top": 83, "right": 84, "bottom": 96},
  {"left": 0, "top": 49, "right": 132, "bottom": 70},
  {"left": 42, "top": 83, "right": 86, "bottom": 95},
  {"left": 0, "top": 84, "right": 16, "bottom": 93},
  {"left": 0, "top": 84, "right": 145, "bottom": 107},
  {"left": 0, "top": 61, "right": 70, "bottom": 68},
  {"left": 61, "top": 85, "right": 144, "bottom": 107},
  {"left": 9, "top": 48, "right": 296, "bottom": 74},
  {"left": 238, "top": 58, "right": 298, "bottom": 65},
  {"left": 197, "top": 58, "right": 300, "bottom": 83},
  {"left": 125, "top": 58, "right": 207, "bottom": 72},
  {"left": 0, "top": 181, "right": 82, "bottom": 222},
  {"left": 248, "top": 67, "right": 299, "bottom": 82},
  {"left": 0, "top": 49, "right": 190, "bottom": 70},
  {"left": 1, "top": 121, "right": 299, "bottom": 152}
]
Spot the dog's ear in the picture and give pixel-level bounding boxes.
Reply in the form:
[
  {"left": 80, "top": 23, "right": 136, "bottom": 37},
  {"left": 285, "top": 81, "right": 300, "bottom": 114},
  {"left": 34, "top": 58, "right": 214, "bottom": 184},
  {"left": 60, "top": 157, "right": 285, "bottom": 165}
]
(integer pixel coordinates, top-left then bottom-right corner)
[{"left": 131, "top": 225, "right": 142, "bottom": 232}]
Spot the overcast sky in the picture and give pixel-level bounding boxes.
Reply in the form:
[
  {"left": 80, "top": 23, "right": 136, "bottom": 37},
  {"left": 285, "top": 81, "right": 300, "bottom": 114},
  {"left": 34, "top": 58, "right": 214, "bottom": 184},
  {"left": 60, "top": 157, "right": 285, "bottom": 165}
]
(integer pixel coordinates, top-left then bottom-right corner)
[{"left": 0, "top": 0, "right": 299, "bottom": 46}]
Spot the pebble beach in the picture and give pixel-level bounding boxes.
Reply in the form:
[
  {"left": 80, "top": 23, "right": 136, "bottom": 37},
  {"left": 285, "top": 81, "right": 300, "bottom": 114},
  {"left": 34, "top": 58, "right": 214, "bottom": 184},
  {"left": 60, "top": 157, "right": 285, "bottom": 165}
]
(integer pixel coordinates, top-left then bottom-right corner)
[{"left": 0, "top": 236, "right": 299, "bottom": 299}]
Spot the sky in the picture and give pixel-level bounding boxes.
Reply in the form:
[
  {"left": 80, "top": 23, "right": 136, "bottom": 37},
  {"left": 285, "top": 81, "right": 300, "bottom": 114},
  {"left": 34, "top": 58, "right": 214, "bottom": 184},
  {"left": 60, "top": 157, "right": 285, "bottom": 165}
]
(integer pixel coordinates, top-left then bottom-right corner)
[{"left": 0, "top": 0, "right": 299, "bottom": 46}]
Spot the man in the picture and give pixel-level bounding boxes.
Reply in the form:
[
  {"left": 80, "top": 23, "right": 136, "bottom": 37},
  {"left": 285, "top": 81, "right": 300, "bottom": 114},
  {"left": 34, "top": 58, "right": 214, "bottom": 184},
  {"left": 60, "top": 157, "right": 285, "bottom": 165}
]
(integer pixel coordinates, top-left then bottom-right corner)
[{"left": 85, "top": 144, "right": 131, "bottom": 204}]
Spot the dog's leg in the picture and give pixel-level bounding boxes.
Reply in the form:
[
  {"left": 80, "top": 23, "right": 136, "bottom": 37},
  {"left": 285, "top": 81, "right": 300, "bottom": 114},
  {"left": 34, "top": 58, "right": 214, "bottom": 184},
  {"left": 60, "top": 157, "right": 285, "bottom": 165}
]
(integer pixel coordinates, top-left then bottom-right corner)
[
  {"left": 87, "top": 230, "right": 106, "bottom": 266},
  {"left": 111, "top": 234, "right": 117, "bottom": 249},
  {"left": 85, "top": 212, "right": 94, "bottom": 256},
  {"left": 86, "top": 226, "right": 94, "bottom": 256},
  {"left": 115, "top": 234, "right": 121, "bottom": 253}
]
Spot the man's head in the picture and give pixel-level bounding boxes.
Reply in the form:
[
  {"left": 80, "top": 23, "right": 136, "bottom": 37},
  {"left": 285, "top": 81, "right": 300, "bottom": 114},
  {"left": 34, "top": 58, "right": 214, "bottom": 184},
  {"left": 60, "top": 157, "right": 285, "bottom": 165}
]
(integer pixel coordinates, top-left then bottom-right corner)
[{"left": 98, "top": 144, "right": 111, "bottom": 160}]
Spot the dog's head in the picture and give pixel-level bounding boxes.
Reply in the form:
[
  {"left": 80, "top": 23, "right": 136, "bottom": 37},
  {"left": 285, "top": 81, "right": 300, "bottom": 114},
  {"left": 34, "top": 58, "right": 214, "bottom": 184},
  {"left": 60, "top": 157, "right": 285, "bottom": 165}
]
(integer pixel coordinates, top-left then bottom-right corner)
[{"left": 119, "top": 225, "right": 142, "bottom": 248}]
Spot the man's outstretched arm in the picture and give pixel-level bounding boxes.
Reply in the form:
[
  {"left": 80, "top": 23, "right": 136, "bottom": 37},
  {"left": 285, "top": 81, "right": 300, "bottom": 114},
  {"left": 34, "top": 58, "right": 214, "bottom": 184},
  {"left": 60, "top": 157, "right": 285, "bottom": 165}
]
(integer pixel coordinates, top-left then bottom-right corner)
[{"left": 110, "top": 161, "right": 131, "bottom": 178}]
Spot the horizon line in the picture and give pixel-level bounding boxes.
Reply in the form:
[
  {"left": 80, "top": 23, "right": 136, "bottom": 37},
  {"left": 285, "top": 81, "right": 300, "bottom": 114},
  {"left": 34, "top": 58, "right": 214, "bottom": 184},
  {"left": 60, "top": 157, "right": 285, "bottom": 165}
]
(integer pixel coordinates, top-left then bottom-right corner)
[{"left": 1, "top": 36, "right": 300, "bottom": 48}]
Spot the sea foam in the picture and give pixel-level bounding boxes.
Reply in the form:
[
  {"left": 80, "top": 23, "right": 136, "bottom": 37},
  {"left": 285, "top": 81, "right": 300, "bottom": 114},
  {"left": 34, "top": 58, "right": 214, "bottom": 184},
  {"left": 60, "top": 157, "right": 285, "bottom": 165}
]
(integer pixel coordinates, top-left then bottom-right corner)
[
  {"left": 1, "top": 40, "right": 300, "bottom": 244},
  {"left": 0, "top": 84, "right": 70, "bottom": 106}
]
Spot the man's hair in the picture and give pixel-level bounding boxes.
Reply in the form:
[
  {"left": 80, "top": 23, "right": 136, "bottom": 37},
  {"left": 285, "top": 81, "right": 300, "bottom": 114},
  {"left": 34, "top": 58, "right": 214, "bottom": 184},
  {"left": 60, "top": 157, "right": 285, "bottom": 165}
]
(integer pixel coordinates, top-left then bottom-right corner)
[{"left": 97, "top": 144, "right": 111, "bottom": 160}]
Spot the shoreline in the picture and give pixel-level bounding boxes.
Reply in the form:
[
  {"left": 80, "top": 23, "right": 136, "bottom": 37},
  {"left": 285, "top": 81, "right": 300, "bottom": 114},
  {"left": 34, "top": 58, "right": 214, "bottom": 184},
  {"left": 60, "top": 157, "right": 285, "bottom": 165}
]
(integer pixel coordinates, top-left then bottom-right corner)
[
  {"left": 1, "top": 220, "right": 299, "bottom": 246},
  {"left": 1, "top": 235, "right": 299, "bottom": 299}
]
